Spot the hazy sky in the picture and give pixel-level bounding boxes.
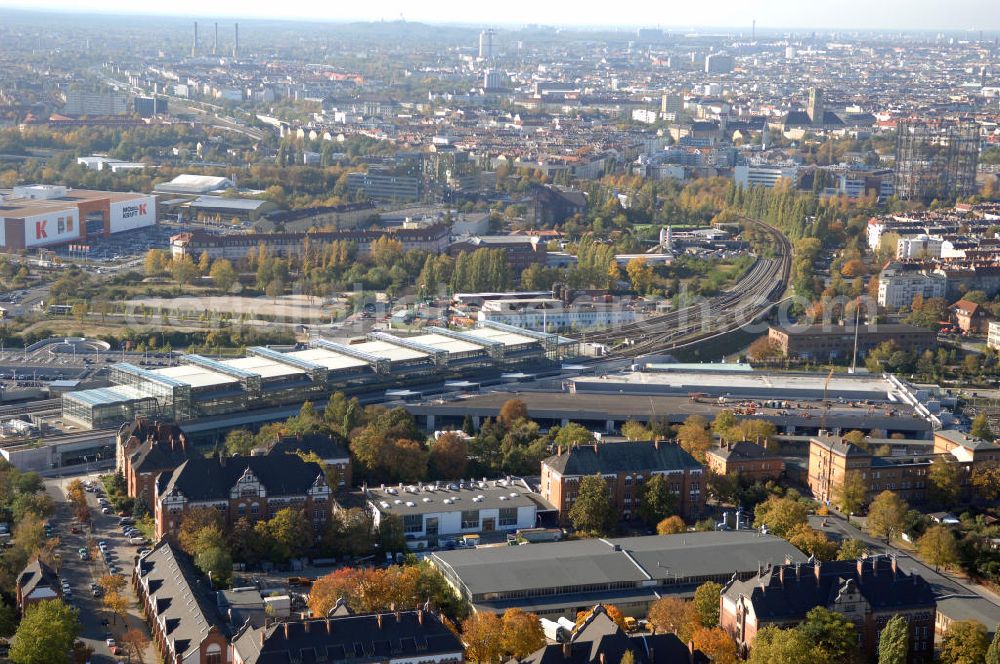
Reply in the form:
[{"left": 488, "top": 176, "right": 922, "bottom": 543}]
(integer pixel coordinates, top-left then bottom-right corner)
[{"left": 0, "top": 0, "right": 998, "bottom": 31}]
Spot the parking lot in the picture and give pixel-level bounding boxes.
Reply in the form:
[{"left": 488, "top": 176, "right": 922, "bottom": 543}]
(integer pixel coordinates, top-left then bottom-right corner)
[
  {"left": 44, "top": 474, "right": 156, "bottom": 664},
  {"left": 50, "top": 224, "right": 176, "bottom": 264}
]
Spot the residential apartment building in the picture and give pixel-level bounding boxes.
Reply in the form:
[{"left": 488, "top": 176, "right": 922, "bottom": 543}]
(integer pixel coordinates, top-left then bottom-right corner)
[
  {"left": 734, "top": 162, "right": 799, "bottom": 189},
  {"left": 448, "top": 235, "right": 548, "bottom": 275},
  {"left": 230, "top": 611, "right": 465, "bottom": 664},
  {"left": 118, "top": 419, "right": 193, "bottom": 507},
  {"left": 134, "top": 541, "right": 230, "bottom": 664},
  {"left": 704, "top": 442, "right": 785, "bottom": 482},
  {"left": 877, "top": 263, "right": 948, "bottom": 309},
  {"left": 950, "top": 298, "right": 991, "bottom": 334},
  {"left": 721, "top": 557, "right": 936, "bottom": 663},
  {"left": 169, "top": 224, "right": 450, "bottom": 260},
  {"left": 897, "top": 235, "right": 943, "bottom": 259},
  {"left": 154, "top": 454, "right": 331, "bottom": 539},
  {"left": 346, "top": 170, "right": 423, "bottom": 202},
  {"left": 540, "top": 440, "right": 705, "bottom": 523},
  {"left": 808, "top": 430, "right": 1000, "bottom": 509},
  {"left": 767, "top": 324, "right": 936, "bottom": 361},
  {"left": 988, "top": 320, "right": 1000, "bottom": 350},
  {"left": 61, "top": 91, "right": 128, "bottom": 116}
]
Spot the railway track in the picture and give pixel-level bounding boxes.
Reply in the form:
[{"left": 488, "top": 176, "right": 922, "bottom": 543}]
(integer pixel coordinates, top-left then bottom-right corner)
[
  {"left": 577, "top": 219, "right": 792, "bottom": 358},
  {"left": 0, "top": 398, "right": 63, "bottom": 418}
]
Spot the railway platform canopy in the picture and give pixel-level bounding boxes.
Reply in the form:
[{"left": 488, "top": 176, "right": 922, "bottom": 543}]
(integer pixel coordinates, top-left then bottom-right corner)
[{"left": 56, "top": 324, "right": 561, "bottom": 431}]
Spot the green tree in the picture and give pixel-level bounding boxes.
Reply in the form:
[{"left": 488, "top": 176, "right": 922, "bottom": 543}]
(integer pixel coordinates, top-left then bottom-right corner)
[
  {"left": 676, "top": 414, "right": 712, "bottom": 462},
  {"left": 170, "top": 255, "right": 199, "bottom": 285},
  {"left": 939, "top": 621, "right": 989, "bottom": 664},
  {"left": 568, "top": 474, "right": 616, "bottom": 535},
  {"left": 752, "top": 495, "right": 809, "bottom": 537},
  {"left": 637, "top": 474, "right": 677, "bottom": 526},
  {"left": 836, "top": 539, "right": 867, "bottom": 561},
  {"left": 985, "top": 627, "right": 1000, "bottom": 664},
  {"left": 621, "top": 420, "right": 652, "bottom": 441},
  {"left": 917, "top": 525, "right": 959, "bottom": 571},
  {"left": 878, "top": 615, "right": 909, "bottom": 664},
  {"left": 834, "top": 473, "right": 868, "bottom": 516},
  {"left": 554, "top": 423, "right": 596, "bottom": 448},
  {"left": 10, "top": 600, "right": 81, "bottom": 664},
  {"left": 209, "top": 259, "right": 238, "bottom": 292},
  {"left": 747, "top": 626, "right": 826, "bottom": 664},
  {"left": 0, "top": 597, "right": 17, "bottom": 637},
  {"left": 224, "top": 428, "right": 256, "bottom": 456},
  {"left": 692, "top": 581, "right": 723, "bottom": 628},
  {"left": 927, "top": 457, "right": 962, "bottom": 507},
  {"left": 193, "top": 526, "right": 232, "bottom": 586},
  {"left": 798, "top": 606, "right": 859, "bottom": 664},
  {"left": 972, "top": 413, "right": 995, "bottom": 442},
  {"left": 324, "top": 391, "right": 361, "bottom": 437},
  {"left": 866, "top": 491, "right": 908, "bottom": 542}
]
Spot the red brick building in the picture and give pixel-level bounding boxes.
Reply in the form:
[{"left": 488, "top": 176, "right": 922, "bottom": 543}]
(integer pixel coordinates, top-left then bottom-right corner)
[
  {"left": 134, "top": 541, "right": 230, "bottom": 664},
  {"left": 721, "top": 557, "right": 936, "bottom": 663},
  {"left": 15, "top": 559, "right": 61, "bottom": 612},
  {"left": 154, "top": 454, "right": 331, "bottom": 539},
  {"left": 540, "top": 440, "right": 705, "bottom": 523},
  {"left": 118, "top": 419, "right": 192, "bottom": 507},
  {"left": 950, "top": 298, "right": 991, "bottom": 335},
  {"left": 704, "top": 442, "right": 785, "bottom": 482}
]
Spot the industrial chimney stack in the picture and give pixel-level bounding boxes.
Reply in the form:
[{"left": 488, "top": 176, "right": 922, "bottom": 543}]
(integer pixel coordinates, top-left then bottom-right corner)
[
  {"left": 214, "top": 22, "right": 218, "bottom": 56},
  {"left": 192, "top": 21, "right": 198, "bottom": 58},
  {"left": 233, "top": 23, "right": 239, "bottom": 59}
]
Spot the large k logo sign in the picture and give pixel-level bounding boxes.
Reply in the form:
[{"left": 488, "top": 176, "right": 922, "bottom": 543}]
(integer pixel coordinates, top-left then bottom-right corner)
[{"left": 35, "top": 220, "right": 48, "bottom": 239}]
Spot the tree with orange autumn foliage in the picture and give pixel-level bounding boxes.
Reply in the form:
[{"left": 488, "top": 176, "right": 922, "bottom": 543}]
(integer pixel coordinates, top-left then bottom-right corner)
[{"left": 692, "top": 627, "right": 739, "bottom": 664}]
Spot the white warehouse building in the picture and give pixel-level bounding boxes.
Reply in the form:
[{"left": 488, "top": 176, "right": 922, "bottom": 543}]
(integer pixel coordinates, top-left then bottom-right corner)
[{"left": 365, "top": 479, "right": 548, "bottom": 547}]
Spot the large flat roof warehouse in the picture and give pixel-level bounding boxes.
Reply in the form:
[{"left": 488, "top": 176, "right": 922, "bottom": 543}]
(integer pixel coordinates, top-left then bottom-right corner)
[
  {"left": 570, "top": 369, "right": 901, "bottom": 401},
  {"left": 286, "top": 348, "right": 370, "bottom": 372},
  {"left": 223, "top": 356, "right": 304, "bottom": 379},
  {"left": 430, "top": 531, "right": 807, "bottom": 599},
  {"left": 154, "top": 365, "right": 238, "bottom": 389},
  {"left": 407, "top": 333, "right": 485, "bottom": 355},
  {"left": 351, "top": 340, "right": 428, "bottom": 363},
  {"left": 463, "top": 327, "right": 539, "bottom": 347}
]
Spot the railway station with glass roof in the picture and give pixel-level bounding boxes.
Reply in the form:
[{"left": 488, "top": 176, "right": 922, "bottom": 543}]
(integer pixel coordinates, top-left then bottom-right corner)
[{"left": 61, "top": 322, "right": 566, "bottom": 429}]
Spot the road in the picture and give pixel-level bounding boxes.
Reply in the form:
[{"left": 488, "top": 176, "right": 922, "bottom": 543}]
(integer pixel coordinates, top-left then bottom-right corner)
[
  {"left": 44, "top": 474, "right": 156, "bottom": 664},
  {"left": 812, "top": 512, "right": 1000, "bottom": 607}
]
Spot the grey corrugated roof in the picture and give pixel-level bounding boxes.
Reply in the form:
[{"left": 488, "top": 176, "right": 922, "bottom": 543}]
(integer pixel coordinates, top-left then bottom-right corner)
[{"left": 431, "top": 532, "right": 806, "bottom": 596}]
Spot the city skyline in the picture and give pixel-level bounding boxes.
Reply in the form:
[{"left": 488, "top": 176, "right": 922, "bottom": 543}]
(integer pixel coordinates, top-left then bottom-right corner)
[{"left": 1, "top": 0, "right": 999, "bottom": 32}]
